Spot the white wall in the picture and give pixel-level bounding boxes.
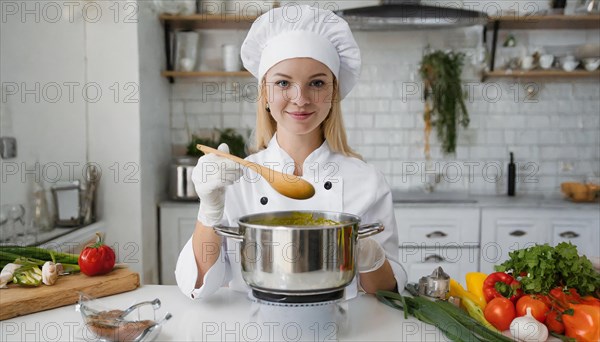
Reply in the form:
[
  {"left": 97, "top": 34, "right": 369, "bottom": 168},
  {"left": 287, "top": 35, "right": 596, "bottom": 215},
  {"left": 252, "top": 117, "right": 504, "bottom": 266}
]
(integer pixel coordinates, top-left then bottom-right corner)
[
  {"left": 1, "top": 0, "right": 169, "bottom": 283},
  {"left": 168, "top": 2, "right": 600, "bottom": 198},
  {"left": 0, "top": 0, "right": 87, "bottom": 208},
  {"left": 137, "top": 1, "right": 172, "bottom": 284},
  {"left": 84, "top": 0, "right": 144, "bottom": 276}
]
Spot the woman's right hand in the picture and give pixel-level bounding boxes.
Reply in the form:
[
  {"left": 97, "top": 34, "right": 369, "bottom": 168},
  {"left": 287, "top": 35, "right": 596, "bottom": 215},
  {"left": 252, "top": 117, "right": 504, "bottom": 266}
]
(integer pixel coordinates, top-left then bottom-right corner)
[{"left": 192, "top": 143, "right": 243, "bottom": 226}]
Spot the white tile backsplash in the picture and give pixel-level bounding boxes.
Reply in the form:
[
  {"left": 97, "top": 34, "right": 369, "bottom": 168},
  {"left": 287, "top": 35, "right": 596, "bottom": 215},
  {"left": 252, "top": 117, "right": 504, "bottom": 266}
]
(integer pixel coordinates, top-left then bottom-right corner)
[
  {"left": 168, "top": 20, "right": 600, "bottom": 196},
  {"left": 356, "top": 114, "right": 374, "bottom": 128}
]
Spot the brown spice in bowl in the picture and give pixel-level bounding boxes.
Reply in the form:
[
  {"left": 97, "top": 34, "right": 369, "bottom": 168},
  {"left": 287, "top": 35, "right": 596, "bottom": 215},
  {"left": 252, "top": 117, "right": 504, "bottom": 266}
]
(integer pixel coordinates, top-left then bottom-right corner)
[{"left": 86, "top": 310, "right": 155, "bottom": 342}]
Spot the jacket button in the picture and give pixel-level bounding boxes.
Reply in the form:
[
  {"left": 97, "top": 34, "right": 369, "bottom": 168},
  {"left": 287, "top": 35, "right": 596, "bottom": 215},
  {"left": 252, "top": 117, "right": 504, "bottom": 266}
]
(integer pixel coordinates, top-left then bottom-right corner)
[
  {"left": 324, "top": 181, "right": 332, "bottom": 190},
  {"left": 260, "top": 197, "right": 268, "bottom": 205}
]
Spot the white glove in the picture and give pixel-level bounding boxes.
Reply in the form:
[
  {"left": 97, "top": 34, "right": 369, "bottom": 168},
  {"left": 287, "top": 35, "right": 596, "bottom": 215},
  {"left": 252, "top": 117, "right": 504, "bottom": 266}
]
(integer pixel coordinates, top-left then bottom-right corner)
[
  {"left": 357, "top": 237, "right": 386, "bottom": 273},
  {"left": 192, "top": 143, "right": 243, "bottom": 227}
]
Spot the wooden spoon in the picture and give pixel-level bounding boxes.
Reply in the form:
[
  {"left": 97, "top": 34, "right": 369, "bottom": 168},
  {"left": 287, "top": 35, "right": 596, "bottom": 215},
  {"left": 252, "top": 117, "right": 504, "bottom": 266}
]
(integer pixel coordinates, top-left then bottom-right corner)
[{"left": 197, "top": 144, "right": 315, "bottom": 200}]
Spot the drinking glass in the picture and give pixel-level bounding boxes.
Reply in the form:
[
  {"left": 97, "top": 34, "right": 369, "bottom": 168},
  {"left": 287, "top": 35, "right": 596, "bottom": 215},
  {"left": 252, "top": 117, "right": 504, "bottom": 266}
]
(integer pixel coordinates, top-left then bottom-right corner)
[
  {"left": 176, "top": 31, "right": 199, "bottom": 72},
  {"left": 0, "top": 207, "right": 11, "bottom": 243},
  {"left": 0, "top": 204, "right": 25, "bottom": 243}
]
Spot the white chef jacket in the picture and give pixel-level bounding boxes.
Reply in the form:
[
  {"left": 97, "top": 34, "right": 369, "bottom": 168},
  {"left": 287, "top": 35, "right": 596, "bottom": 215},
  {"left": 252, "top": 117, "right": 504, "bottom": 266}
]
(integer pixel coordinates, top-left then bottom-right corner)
[{"left": 175, "top": 135, "right": 407, "bottom": 300}]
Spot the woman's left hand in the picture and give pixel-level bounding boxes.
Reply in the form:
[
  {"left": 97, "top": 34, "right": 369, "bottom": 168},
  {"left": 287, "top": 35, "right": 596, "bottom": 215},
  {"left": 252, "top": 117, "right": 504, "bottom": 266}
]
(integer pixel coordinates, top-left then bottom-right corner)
[{"left": 357, "top": 238, "right": 386, "bottom": 273}]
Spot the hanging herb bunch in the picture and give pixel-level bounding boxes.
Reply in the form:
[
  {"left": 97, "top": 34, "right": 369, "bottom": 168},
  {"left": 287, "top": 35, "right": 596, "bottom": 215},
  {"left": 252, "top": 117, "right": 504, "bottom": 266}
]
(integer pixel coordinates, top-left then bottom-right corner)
[{"left": 419, "top": 50, "right": 469, "bottom": 158}]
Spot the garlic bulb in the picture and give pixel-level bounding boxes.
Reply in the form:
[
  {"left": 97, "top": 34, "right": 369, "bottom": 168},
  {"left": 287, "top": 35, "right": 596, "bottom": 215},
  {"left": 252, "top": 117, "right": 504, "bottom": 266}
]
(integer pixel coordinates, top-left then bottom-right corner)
[
  {"left": 510, "top": 307, "right": 549, "bottom": 342},
  {"left": 0, "top": 263, "right": 21, "bottom": 288}
]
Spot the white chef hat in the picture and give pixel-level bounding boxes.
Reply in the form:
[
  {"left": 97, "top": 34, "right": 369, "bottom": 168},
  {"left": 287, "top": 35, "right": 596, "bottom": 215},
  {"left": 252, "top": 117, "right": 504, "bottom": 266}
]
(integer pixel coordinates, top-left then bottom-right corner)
[{"left": 241, "top": 5, "right": 361, "bottom": 99}]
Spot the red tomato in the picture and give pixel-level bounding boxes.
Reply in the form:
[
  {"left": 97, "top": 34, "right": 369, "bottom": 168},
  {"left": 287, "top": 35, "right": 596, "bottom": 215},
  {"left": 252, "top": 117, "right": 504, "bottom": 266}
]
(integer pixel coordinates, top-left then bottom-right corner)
[
  {"left": 484, "top": 297, "right": 516, "bottom": 331},
  {"left": 78, "top": 233, "right": 116, "bottom": 276},
  {"left": 545, "top": 310, "right": 565, "bottom": 334},
  {"left": 581, "top": 296, "right": 600, "bottom": 307},
  {"left": 516, "top": 295, "right": 550, "bottom": 323},
  {"left": 550, "top": 287, "right": 582, "bottom": 304}
]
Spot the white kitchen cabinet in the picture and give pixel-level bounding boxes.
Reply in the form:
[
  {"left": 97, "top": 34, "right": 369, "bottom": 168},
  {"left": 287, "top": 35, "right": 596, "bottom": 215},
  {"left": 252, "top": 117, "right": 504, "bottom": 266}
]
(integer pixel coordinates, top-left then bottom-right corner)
[
  {"left": 38, "top": 221, "right": 106, "bottom": 255},
  {"left": 394, "top": 207, "right": 480, "bottom": 247},
  {"left": 480, "top": 210, "right": 548, "bottom": 274},
  {"left": 159, "top": 202, "right": 198, "bottom": 285},
  {"left": 399, "top": 246, "right": 479, "bottom": 287},
  {"left": 394, "top": 207, "right": 480, "bottom": 286},
  {"left": 480, "top": 208, "right": 600, "bottom": 274},
  {"left": 550, "top": 216, "right": 600, "bottom": 259}
]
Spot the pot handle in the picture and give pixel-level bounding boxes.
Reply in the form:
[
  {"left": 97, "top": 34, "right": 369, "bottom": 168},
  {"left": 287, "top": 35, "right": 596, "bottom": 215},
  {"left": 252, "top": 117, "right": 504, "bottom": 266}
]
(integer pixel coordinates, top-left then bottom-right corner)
[
  {"left": 213, "top": 225, "right": 244, "bottom": 242},
  {"left": 357, "top": 222, "right": 384, "bottom": 239}
]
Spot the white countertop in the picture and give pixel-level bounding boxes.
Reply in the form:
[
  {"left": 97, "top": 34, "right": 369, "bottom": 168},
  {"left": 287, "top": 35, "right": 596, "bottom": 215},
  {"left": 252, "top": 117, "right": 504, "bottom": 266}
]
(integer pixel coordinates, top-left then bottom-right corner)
[
  {"left": 161, "top": 192, "right": 600, "bottom": 210},
  {"left": 0, "top": 285, "right": 449, "bottom": 342},
  {"left": 391, "top": 190, "right": 600, "bottom": 209},
  {"left": 0, "top": 221, "right": 105, "bottom": 248}
]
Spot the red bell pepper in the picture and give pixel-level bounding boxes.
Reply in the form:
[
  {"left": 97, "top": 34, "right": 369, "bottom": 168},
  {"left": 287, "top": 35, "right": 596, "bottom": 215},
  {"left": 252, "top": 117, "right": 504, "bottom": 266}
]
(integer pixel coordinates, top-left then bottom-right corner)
[
  {"left": 551, "top": 291, "right": 600, "bottom": 342},
  {"left": 561, "top": 304, "right": 600, "bottom": 342},
  {"left": 483, "top": 272, "right": 523, "bottom": 303},
  {"left": 78, "top": 233, "right": 116, "bottom": 276}
]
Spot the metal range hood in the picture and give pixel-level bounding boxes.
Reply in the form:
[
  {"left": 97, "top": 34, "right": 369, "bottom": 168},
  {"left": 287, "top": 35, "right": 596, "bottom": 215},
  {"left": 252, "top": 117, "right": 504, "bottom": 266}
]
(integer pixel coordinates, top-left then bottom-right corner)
[{"left": 337, "top": 0, "right": 489, "bottom": 30}]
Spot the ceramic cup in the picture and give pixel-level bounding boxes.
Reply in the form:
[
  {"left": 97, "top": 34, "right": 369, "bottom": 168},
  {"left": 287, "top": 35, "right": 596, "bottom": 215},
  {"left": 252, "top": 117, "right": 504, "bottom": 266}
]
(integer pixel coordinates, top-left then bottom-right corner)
[
  {"left": 583, "top": 58, "right": 600, "bottom": 71},
  {"left": 521, "top": 56, "right": 534, "bottom": 70},
  {"left": 561, "top": 56, "right": 579, "bottom": 72},
  {"left": 539, "top": 54, "right": 554, "bottom": 69}
]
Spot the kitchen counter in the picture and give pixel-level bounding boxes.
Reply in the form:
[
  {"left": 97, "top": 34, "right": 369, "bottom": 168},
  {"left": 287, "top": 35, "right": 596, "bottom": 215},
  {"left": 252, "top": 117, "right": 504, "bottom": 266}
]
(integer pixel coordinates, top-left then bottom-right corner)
[
  {"left": 391, "top": 190, "right": 600, "bottom": 209},
  {"left": 162, "top": 192, "right": 599, "bottom": 210},
  {"left": 0, "top": 221, "right": 105, "bottom": 249},
  {"left": 0, "top": 285, "right": 449, "bottom": 342}
]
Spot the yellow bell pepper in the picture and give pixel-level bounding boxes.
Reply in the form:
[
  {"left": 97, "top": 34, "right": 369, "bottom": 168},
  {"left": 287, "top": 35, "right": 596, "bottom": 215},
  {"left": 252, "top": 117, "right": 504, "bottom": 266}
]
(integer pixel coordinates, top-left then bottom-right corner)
[
  {"left": 465, "top": 272, "right": 488, "bottom": 308},
  {"left": 449, "top": 278, "right": 486, "bottom": 310}
]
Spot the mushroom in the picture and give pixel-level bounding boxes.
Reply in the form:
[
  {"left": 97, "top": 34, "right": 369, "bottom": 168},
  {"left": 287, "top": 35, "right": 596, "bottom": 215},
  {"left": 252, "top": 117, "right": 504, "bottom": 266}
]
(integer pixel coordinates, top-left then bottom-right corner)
[{"left": 41, "top": 261, "right": 64, "bottom": 285}]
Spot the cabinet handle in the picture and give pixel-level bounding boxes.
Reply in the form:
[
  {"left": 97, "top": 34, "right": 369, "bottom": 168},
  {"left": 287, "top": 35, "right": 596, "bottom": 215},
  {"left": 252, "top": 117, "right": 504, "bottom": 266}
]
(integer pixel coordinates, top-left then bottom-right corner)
[
  {"left": 424, "top": 255, "right": 445, "bottom": 263},
  {"left": 559, "top": 231, "right": 580, "bottom": 239},
  {"left": 509, "top": 230, "right": 526, "bottom": 237},
  {"left": 426, "top": 231, "right": 448, "bottom": 239}
]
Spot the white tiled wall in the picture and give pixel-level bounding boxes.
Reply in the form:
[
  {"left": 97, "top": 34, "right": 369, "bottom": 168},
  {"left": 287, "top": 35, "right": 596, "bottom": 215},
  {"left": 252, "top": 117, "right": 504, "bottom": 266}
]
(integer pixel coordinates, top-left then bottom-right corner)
[{"left": 168, "top": 7, "right": 600, "bottom": 197}]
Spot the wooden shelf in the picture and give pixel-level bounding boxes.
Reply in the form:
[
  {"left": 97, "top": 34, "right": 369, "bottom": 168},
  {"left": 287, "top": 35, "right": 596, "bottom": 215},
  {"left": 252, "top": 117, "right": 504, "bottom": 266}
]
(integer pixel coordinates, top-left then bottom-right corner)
[
  {"left": 482, "top": 69, "right": 600, "bottom": 80},
  {"left": 487, "top": 14, "right": 600, "bottom": 30},
  {"left": 485, "top": 14, "right": 600, "bottom": 78},
  {"left": 162, "top": 70, "right": 254, "bottom": 78},
  {"left": 159, "top": 13, "right": 260, "bottom": 30}
]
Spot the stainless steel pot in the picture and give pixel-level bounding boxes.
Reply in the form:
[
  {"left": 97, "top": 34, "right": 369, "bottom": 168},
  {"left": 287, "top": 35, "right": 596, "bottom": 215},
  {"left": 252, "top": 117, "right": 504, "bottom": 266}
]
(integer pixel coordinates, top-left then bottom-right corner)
[
  {"left": 213, "top": 211, "right": 384, "bottom": 295},
  {"left": 169, "top": 156, "right": 199, "bottom": 201}
]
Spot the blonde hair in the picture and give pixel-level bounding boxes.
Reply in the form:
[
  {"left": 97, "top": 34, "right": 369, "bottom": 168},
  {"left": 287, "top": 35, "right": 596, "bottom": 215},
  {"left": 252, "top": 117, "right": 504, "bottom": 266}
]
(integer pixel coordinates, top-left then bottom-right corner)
[{"left": 253, "top": 78, "right": 362, "bottom": 160}]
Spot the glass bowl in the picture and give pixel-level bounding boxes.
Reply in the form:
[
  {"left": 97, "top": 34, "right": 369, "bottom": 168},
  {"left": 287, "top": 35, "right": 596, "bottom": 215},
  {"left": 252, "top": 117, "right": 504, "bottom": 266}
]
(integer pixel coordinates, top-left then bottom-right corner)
[{"left": 76, "top": 292, "right": 172, "bottom": 342}]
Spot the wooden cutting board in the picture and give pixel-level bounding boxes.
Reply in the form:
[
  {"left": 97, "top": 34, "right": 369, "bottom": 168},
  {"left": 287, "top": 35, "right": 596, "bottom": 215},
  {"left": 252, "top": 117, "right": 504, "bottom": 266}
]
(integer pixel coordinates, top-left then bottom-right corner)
[{"left": 0, "top": 267, "right": 139, "bottom": 320}]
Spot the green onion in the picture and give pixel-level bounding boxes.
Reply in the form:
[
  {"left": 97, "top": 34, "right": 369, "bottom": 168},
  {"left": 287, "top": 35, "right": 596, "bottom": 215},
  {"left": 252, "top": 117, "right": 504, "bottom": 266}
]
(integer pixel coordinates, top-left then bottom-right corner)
[
  {"left": 0, "top": 246, "right": 79, "bottom": 265},
  {"left": 0, "top": 248, "right": 80, "bottom": 273},
  {"left": 377, "top": 290, "right": 513, "bottom": 342},
  {"left": 550, "top": 332, "right": 577, "bottom": 342}
]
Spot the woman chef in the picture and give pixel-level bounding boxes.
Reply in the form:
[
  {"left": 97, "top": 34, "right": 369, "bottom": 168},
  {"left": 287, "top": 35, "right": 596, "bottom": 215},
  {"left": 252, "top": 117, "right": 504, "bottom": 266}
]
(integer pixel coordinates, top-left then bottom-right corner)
[{"left": 175, "top": 5, "right": 407, "bottom": 300}]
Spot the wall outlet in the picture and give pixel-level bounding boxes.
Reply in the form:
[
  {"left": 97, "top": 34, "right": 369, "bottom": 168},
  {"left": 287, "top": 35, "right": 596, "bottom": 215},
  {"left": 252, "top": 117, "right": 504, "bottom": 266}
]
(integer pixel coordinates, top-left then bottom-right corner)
[{"left": 0, "top": 137, "right": 17, "bottom": 159}]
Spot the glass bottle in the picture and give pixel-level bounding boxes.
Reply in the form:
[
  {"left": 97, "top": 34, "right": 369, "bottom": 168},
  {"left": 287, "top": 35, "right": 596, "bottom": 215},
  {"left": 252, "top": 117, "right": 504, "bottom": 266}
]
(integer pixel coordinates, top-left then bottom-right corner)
[{"left": 32, "top": 182, "right": 52, "bottom": 232}]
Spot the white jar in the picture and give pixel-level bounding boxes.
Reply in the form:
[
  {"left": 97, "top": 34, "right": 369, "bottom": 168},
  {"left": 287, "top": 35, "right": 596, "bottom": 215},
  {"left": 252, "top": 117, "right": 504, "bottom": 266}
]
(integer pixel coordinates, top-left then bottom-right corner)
[{"left": 222, "top": 44, "right": 241, "bottom": 72}]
